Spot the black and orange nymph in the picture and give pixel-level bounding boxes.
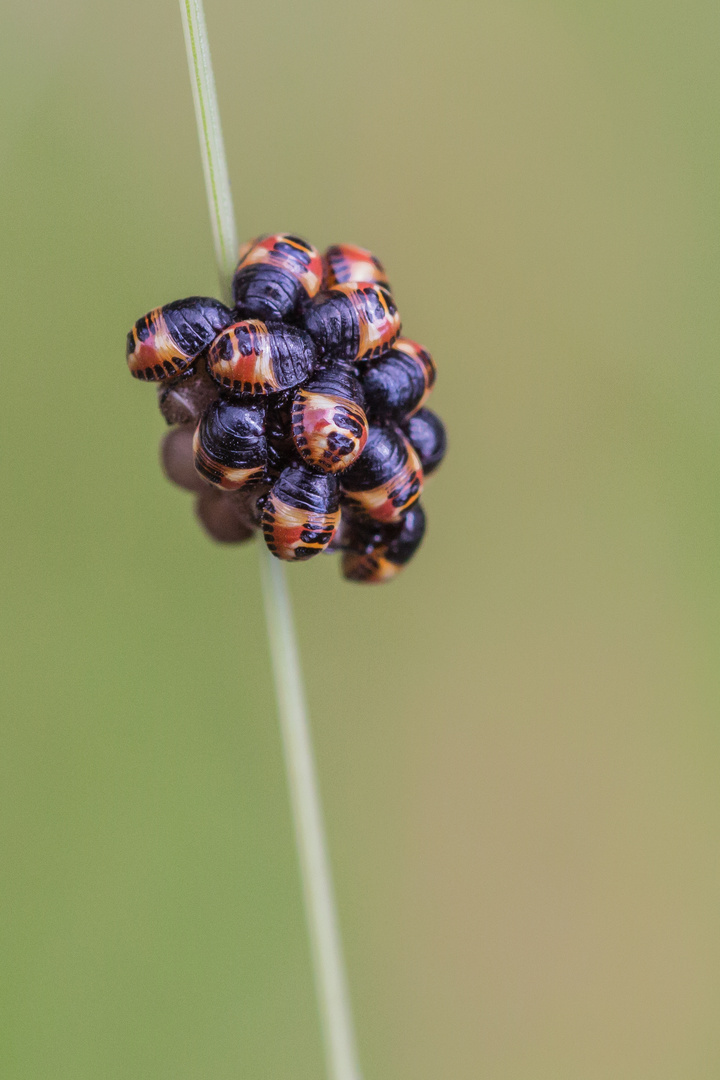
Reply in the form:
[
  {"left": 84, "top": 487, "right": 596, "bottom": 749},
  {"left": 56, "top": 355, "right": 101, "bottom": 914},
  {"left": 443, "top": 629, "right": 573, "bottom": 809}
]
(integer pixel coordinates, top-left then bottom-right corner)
[
  {"left": 340, "top": 424, "right": 423, "bottom": 524},
  {"left": 303, "top": 282, "right": 401, "bottom": 363},
  {"left": 125, "top": 232, "right": 444, "bottom": 581},
  {"left": 193, "top": 398, "right": 267, "bottom": 490},
  {"left": 233, "top": 234, "right": 323, "bottom": 321},
  {"left": 261, "top": 465, "right": 340, "bottom": 561},
  {"left": 127, "top": 297, "right": 233, "bottom": 381},
  {"left": 362, "top": 338, "right": 436, "bottom": 422},
  {"left": 291, "top": 368, "right": 368, "bottom": 473},
  {"left": 341, "top": 503, "right": 427, "bottom": 583},
  {"left": 323, "top": 243, "right": 390, "bottom": 291},
  {"left": 207, "top": 320, "right": 316, "bottom": 395}
]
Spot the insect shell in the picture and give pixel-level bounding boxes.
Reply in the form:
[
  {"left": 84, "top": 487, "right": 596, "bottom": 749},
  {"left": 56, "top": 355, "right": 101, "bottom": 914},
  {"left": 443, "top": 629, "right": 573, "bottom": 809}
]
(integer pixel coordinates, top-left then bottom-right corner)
[
  {"left": 291, "top": 368, "right": 368, "bottom": 473},
  {"left": 402, "top": 407, "right": 447, "bottom": 477},
  {"left": 195, "top": 487, "right": 260, "bottom": 545},
  {"left": 342, "top": 502, "right": 426, "bottom": 583},
  {"left": 126, "top": 297, "right": 233, "bottom": 381},
  {"left": 261, "top": 464, "right": 340, "bottom": 561},
  {"left": 157, "top": 360, "right": 219, "bottom": 426},
  {"left": 362, "top": 338, "right": 436, "bottom": 422},
  {"left": 340, "top": 424, "right": 423, "bottom": 524},
  {"left": 193, "top": 398, "right": 267, "bottom": 490},
  {"left": 232, "top": 234, "right": 323, "bottom": 321},
  {"left": 207, "top": 320, "right": 316, "bottom": 395},
  {"left": 303, "top": 283, "right": 401, "bottom": 363},
  {"left": 323, "top": 243, "right": 390, "bottom": 290},
  {"left": 161, "top": 425, "right": 209, "bottom": 493}
]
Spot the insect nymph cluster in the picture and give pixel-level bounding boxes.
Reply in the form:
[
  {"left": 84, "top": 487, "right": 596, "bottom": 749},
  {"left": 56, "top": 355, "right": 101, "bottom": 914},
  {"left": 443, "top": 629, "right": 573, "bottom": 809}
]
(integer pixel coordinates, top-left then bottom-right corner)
[{"left": 126, "top": 235, "right": 446, "bottom": 583}]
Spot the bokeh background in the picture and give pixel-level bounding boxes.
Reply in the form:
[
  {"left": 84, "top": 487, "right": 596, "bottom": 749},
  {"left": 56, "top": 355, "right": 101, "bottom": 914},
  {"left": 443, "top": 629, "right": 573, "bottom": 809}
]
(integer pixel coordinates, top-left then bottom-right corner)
[{"left": 2, "top": 1, "right": 720, "bottom": 1077}]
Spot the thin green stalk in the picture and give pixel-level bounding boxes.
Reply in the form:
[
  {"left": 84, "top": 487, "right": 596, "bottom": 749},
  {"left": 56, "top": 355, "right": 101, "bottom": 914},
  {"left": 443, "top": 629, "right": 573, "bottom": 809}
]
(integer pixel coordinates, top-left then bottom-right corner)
[
  {"left": 259, "top": 553, "right": 363, "bottom": 1080},
  {"left": 180, "top": 0, "right": 237, "bottom": 290},
  {"left": 178, "top": 4, "right": 363, "bottom": 1079}
]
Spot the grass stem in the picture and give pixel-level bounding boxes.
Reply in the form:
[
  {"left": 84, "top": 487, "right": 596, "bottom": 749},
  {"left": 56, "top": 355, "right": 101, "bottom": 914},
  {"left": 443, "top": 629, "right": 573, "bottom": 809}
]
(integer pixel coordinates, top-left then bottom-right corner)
[
  {"left": 259, "top": 551, "right": 363, "bottom": 1080},
  {"left": 179, "top": 0, "right": 237, "bottom": 290},
  {"left": 178, "top": 3, "right": 362, "bottom": 1077}
]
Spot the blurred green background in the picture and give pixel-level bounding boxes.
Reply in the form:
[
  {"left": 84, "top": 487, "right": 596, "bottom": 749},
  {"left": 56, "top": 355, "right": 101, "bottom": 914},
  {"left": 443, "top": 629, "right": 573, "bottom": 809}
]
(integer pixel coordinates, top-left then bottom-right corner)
[{"left": 2, "top": 1, "right": 720, "bottom": 1077}]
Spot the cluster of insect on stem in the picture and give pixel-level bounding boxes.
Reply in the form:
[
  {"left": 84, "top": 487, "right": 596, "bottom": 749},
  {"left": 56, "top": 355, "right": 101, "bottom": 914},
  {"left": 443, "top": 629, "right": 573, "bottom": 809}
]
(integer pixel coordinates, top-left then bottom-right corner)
[{"left": 126, "top": 234, "right": 446, "bottom": 583}]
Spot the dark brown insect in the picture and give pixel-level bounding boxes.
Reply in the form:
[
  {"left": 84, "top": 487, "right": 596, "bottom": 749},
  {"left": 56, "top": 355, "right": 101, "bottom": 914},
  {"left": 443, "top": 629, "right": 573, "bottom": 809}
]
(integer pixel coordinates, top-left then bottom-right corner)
[
  {"left": 291, "top": 368, "right": 368, "bottom": 473},
  {"left": 193, "top": 398, "right": 267, "bottom": 490},
  {"left": 232, "top": 234, "right": 323, "bottom": 320},
  {"left": 340, "top": 424, "right": 423, "bottom": 523},
  {"left": 207, "top": 320, "right": 316, "bottom": 395},
  {"left": 303, "top": 283, "right": 401, "bottom": 362},
  {"left": 323, "top": 243, "right": 390, "bottom": 290},
  {"left": 261, "top": 465, "right": 340, "bottom": 561},
  {"left": 362, "top": 338, "right": 436, "bottom": 422},
  {"left": 342, "top": 503, "right": 426, "bottom": 583},
  {"left": 126, "top": 297, "right": 233, "bottom": 381},
  {"left": 401, "top": 408, "right": 447, "bottom": 477}
]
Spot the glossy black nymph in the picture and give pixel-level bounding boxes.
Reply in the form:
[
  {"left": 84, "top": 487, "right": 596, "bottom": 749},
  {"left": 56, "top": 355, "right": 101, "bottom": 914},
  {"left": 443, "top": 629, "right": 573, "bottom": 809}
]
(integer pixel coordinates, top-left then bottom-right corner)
[
  {"left": 193, "top": 398, "right": 267, "bottom": 490},
  {"left": 401, "top": 408, "right": 447, "bottom": 476},
  {"left": 362, "top": 340, "right": 435, "bottom": 421}
]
